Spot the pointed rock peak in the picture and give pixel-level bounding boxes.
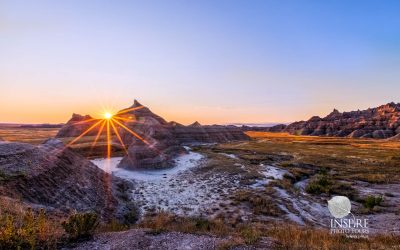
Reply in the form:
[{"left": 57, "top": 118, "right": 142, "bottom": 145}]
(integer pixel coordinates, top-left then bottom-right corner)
[
  {"left": 190, "top": 121, "right": 202, "bottom": 127},
  {"left": 326, "top": 108, "right": 340, "bottom": 116},
  {"left": 131, "top": 99, "right": 144, "bottom": 108}
]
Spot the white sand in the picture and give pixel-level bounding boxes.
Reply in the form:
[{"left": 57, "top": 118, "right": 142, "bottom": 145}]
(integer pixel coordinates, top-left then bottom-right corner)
[{"left": 91, "top": 152, "right": 203, "bottom": 181}]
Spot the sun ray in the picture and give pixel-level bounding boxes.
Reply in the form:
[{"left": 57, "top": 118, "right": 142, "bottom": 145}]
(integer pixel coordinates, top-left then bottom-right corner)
[
  {"left": 67, "top": 106, "right": 153, "bottom": 159},
  {"left": 111, "top": 118, "right": 149, "bottom": 145},
  {"left": 71, "top": 118, "right": 100, "bottom": 125},
  {"left": 67, "top": 119, "right": 103, "bottom": 147},
  {"left": 113, "top": 116, "right": 145, "bottom": 124},
  {"left": 91, "top": 120, "right": 106, "bottom": 148},
  {"left": 112, "top": 116, "right": 134, "bottom": 122},
  {"left": 115, "top": 106, "right": 144, "bottom": 115},
  {"left": 110, "top": 119, "right": 129, "bottom": 154},
  {"left": 107, "top": 120, "right": 111, "bottom": 158}
]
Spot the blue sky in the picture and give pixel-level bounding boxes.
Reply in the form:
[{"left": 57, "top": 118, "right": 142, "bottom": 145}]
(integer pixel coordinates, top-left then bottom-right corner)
[{"left": 1, "top": 0, "right": 399, "bottom": 124}]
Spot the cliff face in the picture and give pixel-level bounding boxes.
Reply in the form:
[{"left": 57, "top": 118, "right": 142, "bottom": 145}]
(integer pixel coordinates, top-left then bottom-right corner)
[
  {"left": 284, "top": 102, "right": 400, "bottom": 139},
  {"left": 0, "top": 139, "right": 132, "bottom": 220}
]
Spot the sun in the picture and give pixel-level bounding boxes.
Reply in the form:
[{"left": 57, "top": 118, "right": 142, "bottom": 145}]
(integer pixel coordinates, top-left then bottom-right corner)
[
  {"left": 67, "top": 105, "right": 148, "bottom": 159},
  {"left": 104, "top": 112, "right": 113, "bottom": 119}
]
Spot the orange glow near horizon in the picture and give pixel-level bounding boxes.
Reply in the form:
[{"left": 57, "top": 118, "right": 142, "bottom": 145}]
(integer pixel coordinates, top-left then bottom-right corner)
[{"left": 66, "top": 106, "right": 149, "bottom": 159}]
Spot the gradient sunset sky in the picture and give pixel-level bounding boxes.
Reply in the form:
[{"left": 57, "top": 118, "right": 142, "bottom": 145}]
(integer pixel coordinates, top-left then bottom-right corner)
[{"left": 1, "top": 0, "right": 400, "bottom": 124}]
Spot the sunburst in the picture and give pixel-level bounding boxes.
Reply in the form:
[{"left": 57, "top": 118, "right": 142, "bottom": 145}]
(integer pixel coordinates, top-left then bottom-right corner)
[{"left": 66, "top": 105, "right": 148, "bottom": 158}]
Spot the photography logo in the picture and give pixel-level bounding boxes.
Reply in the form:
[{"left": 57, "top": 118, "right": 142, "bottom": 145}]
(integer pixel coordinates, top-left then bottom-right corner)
[
  {"left": 328, "top": 196, "right": 351, "bottom": 218},
  {"left": 328, "top": 196, "right": 369, "bottom": 238}
]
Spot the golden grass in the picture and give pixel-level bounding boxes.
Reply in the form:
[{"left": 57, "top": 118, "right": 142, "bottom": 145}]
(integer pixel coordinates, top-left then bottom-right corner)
[
  {"left": 222, "top": 132, "right": 400, "bottom": 184},
  {"left": 138, "top": 211, "right": 231, "bottom": 236},
  {"left": 138, "top": 212, "right": 400, "bottom": 249},
  {"left": 268, "top": 224, "right": 400, "bottom": 250},
  {"left": 0, "top": 127, "right": 59, "bottom": 144}
]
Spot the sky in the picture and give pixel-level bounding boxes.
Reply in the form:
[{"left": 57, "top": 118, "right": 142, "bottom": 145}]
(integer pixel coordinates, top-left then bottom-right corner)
[{"left": 1, "top": 0, "right": 400, "bottom": 124}]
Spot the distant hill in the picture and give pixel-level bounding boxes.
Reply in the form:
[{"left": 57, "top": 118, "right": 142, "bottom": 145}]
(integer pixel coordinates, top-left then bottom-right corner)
[
  {"left": 282, "top": 102, "right": 400, "bottom": 140},
  {"left": 19, "top": 123, "right": 64, "bottom": 128},
  {"left": 0, "top": 123, "right": 63, "bottom": 129}
]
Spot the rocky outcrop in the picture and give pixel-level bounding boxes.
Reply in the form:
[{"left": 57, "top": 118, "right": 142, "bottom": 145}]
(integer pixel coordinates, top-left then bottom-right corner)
[
  {"left": 171, "top": 124, "right": 249, "bottom": 144},
  {"left": 0, "top": 139, "right": 133, "bottom": 221},
  {"left": 56, "top": 113, "right": 98, "bottom": 137},
  {"left": 284, "top": 102, "right": 400, "bottom": 139}
]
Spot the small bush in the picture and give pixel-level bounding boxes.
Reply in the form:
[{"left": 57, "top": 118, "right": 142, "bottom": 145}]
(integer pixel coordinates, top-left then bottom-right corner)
[
  {"left": 364, "top": 195, "right": 383, "bottom": 210},
  {"left": 0, "top": 208, "right": 61, "bottom": 249},
  {"left": 305, "top": 174, "right": 332, "bottom": 194},
  {"left": 61, "top": 212, "right": 99, "bottom": 241},
  {"left": 124, "top": 206, "right": 140, "bottom": 225}
]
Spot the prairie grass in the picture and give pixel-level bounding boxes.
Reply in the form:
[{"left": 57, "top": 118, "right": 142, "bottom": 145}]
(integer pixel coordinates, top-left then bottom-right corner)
[
  {"left": 233, "top": 190, "right": 282, "bottom": 216},
  {"left": 138, "top": 211, "right": 231, "bottom": 236},
  {"left": 218, "top": 132, "right": 400, "bottom": 184},
  {"left": 138, "top": 212, "right": 400, "bottom": 249},
  {"left": 268, "top": 224, "right": 400, "bottom": 250},
  {"left": 0, "top": 127, "right": 59, "bottom": 144}
]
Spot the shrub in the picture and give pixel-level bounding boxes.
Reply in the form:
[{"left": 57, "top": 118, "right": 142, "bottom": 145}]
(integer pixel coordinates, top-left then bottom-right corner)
[
  {"left": 124, "top": 206, "right": 140, "bottom": 225},
  {"left": 364, "top": 195, "right": 383, "bottom": 210},
  {"left": 61, "top": 212, "right": 99, "bottom": 241},
  {"left": 305, "top": 174, "right": 331, "bottom": 194},
  {"left": 0, "top": 208, "right": 61, "bottom": 249}
]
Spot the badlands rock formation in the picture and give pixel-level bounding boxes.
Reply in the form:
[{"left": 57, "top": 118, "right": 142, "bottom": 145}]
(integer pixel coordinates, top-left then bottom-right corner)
[
  {"left": 241, "top": 124, "right": 287, "bottom": 132},
  {"left": 56, "top": 113, "right": 97, "bottom": 137},
  {"left": 172, "top": 123, "right": 248, "bottom": 144},
  {"left": 116, "top": 100, "right": 186, "bottom": 170},
  {"left": 284, "top": 102, "right": 400, "bottom": 139},
  {"left": 56, "top": 100, "right": 250, "bottom": 169},
  {"left": 0, "top": 139, "right": 133, "bottom": 221}
]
